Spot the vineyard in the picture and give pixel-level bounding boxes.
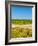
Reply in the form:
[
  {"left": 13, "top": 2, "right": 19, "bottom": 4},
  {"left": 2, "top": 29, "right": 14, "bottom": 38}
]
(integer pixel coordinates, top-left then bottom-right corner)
[{"left": 11, "top": 19, "right": 32, "bottom": 24}]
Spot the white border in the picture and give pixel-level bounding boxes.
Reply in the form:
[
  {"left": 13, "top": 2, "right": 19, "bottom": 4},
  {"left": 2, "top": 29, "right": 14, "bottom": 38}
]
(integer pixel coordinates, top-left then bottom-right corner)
[
  {"left": 8, "top": 3, "right": 10, "bottom": 41},
  {"left": 8, "top": 3, "right": 35, "bottom": 42}
]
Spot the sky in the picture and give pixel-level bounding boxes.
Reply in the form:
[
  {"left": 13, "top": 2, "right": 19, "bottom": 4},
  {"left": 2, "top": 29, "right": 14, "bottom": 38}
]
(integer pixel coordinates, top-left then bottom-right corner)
[{"left": 11, "top": 5, "right": 32, "bottom": 20}]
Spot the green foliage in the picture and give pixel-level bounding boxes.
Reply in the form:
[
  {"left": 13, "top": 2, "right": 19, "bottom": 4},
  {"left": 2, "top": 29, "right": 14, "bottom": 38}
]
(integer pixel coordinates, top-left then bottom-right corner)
[{"left": 11, "top": 19, "right": 32, "bottom": 24}]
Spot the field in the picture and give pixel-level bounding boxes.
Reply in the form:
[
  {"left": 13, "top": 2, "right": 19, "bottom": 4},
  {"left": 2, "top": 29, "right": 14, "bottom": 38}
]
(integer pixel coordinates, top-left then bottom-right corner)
[{"left": 10, "top": 19, "right": 32, "bottom": 38}]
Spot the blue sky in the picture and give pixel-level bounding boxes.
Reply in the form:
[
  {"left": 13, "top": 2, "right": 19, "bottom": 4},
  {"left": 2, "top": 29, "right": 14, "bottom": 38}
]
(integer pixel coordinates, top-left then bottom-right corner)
[{"left": 11, "top": 5, "right": 32, "bottom": 20}]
